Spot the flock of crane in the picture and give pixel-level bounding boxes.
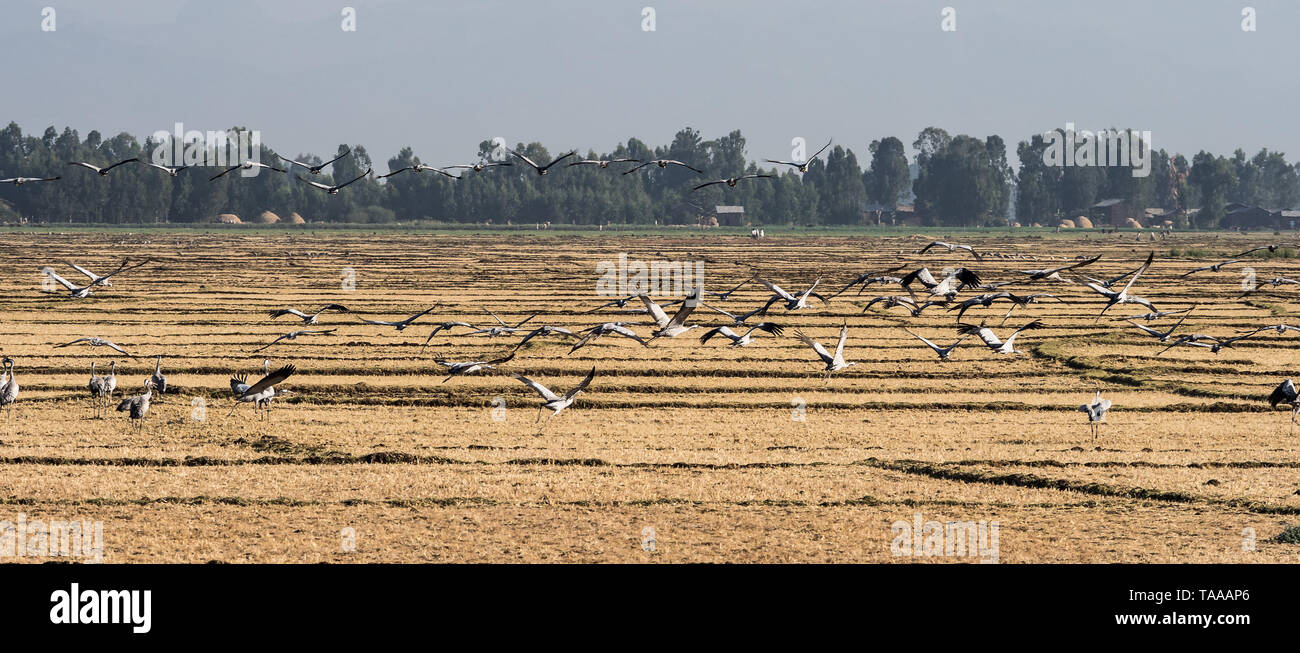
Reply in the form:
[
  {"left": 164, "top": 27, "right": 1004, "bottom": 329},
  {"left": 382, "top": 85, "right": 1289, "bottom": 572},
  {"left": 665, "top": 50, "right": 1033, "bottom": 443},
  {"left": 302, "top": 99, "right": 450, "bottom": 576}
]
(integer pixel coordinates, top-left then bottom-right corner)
[
  {"left": 4, "top": 236, "right": 1300, "bottom": 438},
  {"left": 6, "top": 140, "right": 1300, "bottom": 436},
  {"left": 0, "top": 137, "right": 826, "bottom": 194}
]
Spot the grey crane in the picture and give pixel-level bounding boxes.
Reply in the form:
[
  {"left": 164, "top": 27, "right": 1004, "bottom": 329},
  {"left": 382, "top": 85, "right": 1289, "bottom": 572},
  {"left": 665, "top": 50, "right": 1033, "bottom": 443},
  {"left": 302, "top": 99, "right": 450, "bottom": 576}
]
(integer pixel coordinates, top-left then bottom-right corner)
[
  {"left": 1234, "top": 245, "right": 1285, "bottom": 258},
  {"left": 297, "top": 168, "right": 371, "bottom": 195},
  {"left": 441, "top": 162, "right": 512, "bottom": 173},
  {"left": 355, "top": 304, "right": 439, "bottom": 331},
  {"left": 1179, "top": 259, "right": 1241, "bottom": 277},
  {"left": 568, "top": 322, "right": 649, "bottom": 354},
  {"left": 861, "top": 295, "right": 921, "bottom": 315},
  {"left": 420, "top": 321, "right": 481, "bottom": 352},
  {"left": 513, "top": 325, "right": 578, "bottom": 349},
  {"left": 208, "top": 160, "right": 287, "bottom": 181},
  {"left": 435, "top": 351, "right": 514, "bottom": 383},
  {"left": 699, "top": 322, "right": 783, "bottom": 347},
  {"left": 42, "top": 259, "right": 150, "bottom": 298},
  {"left": 622, "top": 159, "right": 703, "bottom": 175},
  {"left": 764, "top": 139, "right": 832, "bottom": 173},
  {"left": 829, "top": 264, "right": 907, "bottom": 298},
  {"left": 1268, "top": 379, "right": 1300, "bottom": 435},
  {"left": 269, "top": 304, "right": 350, "bottom": 324},
  {"left": 1126, "top": 310, "right": 1191, "bottom": 342},
  {"left": 692, "top": 174, "right": 772, "bottom": 192},
  {"left": 904, "top": 329, "right": 967, "bottom": 362},
  {"left": 277, "top": 148, "right": 350, "bottom": 175},
  {"left": 228, "top": 362, "right": 296, "bottom": 419},
  {"left": 68, "top": 158, "right": 138, "bottom": 176},
  {"left": 513, "top": 367, "right": 596, "bottom": 426},
  {"left": 150, "top": 355, "right": 167, "bottom": 396},
  {"left": 1079, "top": 391, "right": 1112, "bottom": 440},
  {"left": 87, "top": 361, "right": 109, "bottom": 418},
  {"left": 703, "top": 276, "right": 755, "bottom": 301},
  {"left": 957, "top": 319, "right": 1044, "bottom": 355},
  {"left": 756, "top": 276, "right": 826, "bottom": 312},
  {"left": 1, "top": 358, "right": 18, "bottom": 421},
  {"left": 899, "top": 267, "right": 982, "bottom": 300},
  {"left": 253, "top": 328, "right": 337, "bottom": 353},
  {"left": 137, "top": 160, "right": 189, "bottom": 176},
  {"left": 918, "top": 240, "right": 983, "bottom": 261},
  {"left": 794, "top": 324, "right": 856, "bottom": 380},
  {"left": 116, "top": 380, "right": 155, "bottom": 433},
  {"left": 639, "top": 292, "right": 702, "bottom": 339},
  {"left": 704, "top": 302, "right": 771, "bottom": 326},
  {"left": 55, "top": 337, "right": 132, "bottom": 356},
  {"left": 1156, "top": 331, "right": 1258, "bottom": 356},
  {"left": 466, "top": 311, "right": 536, "bottom": 337},
  {"left": 378, "top": 164, "right": 459, "bottom": 180},
  {"left": 1015, "top": 255, "right": 1100, "bottom": 281},
  {"left": 509, "top": 150, "right": 576, "bottom": 175},
  {"left": 568, "top": 158, "right": 641, "bottom": 169},
  {"left": 103, "top": 360, "right": 117, "bottom": 399},
  {"left": 0, "top": 175, "right": 60, "bottom": 185},
  {"left": 1083, "top": 252, "right": 1155, "bottom": 320}
]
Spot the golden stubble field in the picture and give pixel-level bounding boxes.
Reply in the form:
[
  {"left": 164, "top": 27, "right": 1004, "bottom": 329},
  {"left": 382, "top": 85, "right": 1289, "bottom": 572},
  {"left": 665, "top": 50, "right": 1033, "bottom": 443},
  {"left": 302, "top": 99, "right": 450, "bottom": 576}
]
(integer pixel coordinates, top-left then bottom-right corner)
[{"left": 2, "top": 227, "right": 1300, "bottom": 563}]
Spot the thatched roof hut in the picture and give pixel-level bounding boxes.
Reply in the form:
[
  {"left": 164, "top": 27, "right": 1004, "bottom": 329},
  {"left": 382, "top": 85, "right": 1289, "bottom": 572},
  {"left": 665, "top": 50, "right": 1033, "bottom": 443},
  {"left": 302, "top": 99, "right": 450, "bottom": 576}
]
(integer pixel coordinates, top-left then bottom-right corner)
[
  {"left": 213, "top": 213, "right": 241, "bottom": 224},
  {"left": 255, "top": 211, "right": 280, "bottom": 224}
]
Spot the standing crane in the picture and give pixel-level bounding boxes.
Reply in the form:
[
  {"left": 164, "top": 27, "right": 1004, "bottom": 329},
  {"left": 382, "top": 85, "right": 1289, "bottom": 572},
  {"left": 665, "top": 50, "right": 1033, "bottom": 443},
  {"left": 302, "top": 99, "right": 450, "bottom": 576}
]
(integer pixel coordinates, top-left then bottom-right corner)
[
  {"left": 116, "top": 380, "right": 155, "bottom": 433},
  {"left": 1269, "top": 379, "right": 1300, "bottom": 435},
  {"left": 1079, "top": 391, "right": 1112, "bottom": 440},
  {"left": 0, "top": 358, "right": 18, "bottom": 421},
  {"left": 87, "top": 362, "right": 109, "bottom": 418}
]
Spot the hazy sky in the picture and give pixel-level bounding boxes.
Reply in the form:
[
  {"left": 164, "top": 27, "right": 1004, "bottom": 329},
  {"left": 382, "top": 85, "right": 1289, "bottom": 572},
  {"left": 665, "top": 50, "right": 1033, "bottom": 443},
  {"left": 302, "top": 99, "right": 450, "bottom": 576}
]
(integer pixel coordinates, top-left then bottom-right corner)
[{"left": 3, "top": 0, "right": 1296, "bottom": 169}]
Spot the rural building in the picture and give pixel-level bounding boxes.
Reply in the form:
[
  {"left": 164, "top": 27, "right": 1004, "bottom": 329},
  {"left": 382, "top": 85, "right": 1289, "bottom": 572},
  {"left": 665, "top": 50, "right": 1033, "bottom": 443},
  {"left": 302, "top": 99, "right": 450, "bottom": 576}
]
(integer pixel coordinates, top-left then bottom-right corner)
[
  {"left": 1274, "top": 209, "right": 1300, "bottom": 229},
  {"left": 1223, "top": 204, "right": 1275, "bottom": 230},
  {"left": 1090, "top": 198, "right": 1129, "bottom": 225},
  {"left": 714, "top": 205, "right": 744, "bottom": 227}
]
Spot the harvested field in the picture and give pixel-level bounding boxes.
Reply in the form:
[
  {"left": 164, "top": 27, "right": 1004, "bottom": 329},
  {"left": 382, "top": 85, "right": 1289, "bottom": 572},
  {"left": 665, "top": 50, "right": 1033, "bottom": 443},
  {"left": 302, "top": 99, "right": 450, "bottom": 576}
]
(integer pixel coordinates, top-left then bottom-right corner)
[{"left": 3, "top": 228, "right": 1300, "bottom": 562}]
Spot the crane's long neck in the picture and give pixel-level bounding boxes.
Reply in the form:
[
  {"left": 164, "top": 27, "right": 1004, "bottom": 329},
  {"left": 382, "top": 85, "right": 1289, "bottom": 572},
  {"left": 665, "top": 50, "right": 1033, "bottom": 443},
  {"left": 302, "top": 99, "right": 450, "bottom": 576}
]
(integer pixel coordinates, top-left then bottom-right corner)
[{"left": 155, "top": 356, "right": 162, "bottom": 373}]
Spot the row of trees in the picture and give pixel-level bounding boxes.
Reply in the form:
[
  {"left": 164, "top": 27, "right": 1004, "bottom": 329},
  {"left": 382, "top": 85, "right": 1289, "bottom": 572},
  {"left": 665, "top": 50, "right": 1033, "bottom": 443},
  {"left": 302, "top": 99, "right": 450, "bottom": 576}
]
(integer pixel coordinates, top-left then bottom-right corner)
[{"left": 1, "top": 121, "right": 1296, "bottom": 227}]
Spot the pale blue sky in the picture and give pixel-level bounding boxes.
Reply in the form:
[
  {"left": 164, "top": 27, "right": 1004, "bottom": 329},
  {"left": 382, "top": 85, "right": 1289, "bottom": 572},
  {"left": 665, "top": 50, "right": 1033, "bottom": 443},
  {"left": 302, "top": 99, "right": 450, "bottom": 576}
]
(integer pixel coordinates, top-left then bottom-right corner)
[{"left": 3, "top": 0, "right": 1295, "bottom": 168}]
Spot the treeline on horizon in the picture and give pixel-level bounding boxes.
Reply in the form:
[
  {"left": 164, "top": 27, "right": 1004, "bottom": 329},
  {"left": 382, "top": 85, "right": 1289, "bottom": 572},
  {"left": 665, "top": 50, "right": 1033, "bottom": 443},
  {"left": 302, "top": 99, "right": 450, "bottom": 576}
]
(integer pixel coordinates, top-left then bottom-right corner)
[{"left": 1, "top": 121, "right": 1296, "bottom": 228}]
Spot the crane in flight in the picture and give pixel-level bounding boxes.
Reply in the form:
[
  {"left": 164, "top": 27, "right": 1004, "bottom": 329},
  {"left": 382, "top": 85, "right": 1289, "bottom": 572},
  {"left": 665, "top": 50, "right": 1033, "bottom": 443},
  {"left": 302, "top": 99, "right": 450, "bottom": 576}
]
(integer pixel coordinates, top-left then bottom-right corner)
[
  {"left": 513, "top": 367, "right": 596, "bottom": 427},
  {"left": 957, "top": 319, "right": 1044, "bottom": 355},
  {"left": 794, "top": 324, "right": 856, "bottom": 380},
  {"left": 903, "top": 329, "right": 967, "bottom": 362},
  {"left": 435, "top": 351, "right": 514, "bottom": 383},
  {"left": 699, "top": 322, "right": 784, "bottom": 348},
  {"left": 917, "top": 240, "right": 983, "bottom": 261},
  {"left": 268, "top": 304, "right": 350, "bottom": 325},
  {"left": 1083, "top": 252, "right": 1155, "bottom": 320}
]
